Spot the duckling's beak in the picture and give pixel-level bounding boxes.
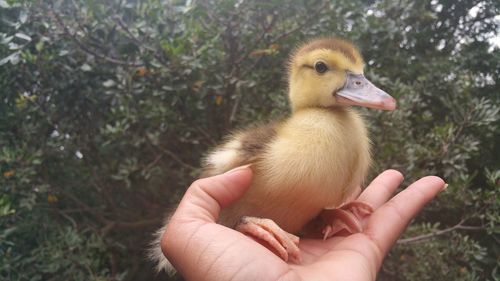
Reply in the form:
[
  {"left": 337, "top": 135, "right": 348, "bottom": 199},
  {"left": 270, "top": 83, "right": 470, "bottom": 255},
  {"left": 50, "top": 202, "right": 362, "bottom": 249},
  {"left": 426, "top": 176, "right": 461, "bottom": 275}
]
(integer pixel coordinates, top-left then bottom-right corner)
[{"left": 335, "top": 72, "right": 396, "bottom": 110}]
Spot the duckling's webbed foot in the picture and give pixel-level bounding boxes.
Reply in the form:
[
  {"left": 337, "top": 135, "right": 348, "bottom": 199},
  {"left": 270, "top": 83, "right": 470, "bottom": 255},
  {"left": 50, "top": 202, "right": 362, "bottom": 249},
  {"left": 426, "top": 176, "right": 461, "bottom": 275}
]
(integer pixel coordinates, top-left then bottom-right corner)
[
  {"left": 235, "top": 216, "right": 301, "bottom": 263},
  {"left": 320, "top": 201, "right": 373, "bottom": 240}
]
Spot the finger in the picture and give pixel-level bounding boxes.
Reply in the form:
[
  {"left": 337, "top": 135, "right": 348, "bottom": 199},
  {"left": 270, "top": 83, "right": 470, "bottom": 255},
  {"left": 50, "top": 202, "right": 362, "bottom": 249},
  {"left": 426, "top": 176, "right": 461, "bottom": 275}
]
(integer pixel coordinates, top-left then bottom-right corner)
[
  {"left": 161, "top": 166, "right": 258, "bottom": 279},
  {"left": 175, "top": 165, "right": 253, "bottom": 223},
  {"left": 358, "top": 169, "right": 404, "bottom": 209},
  {"left": 364, "top": 176, "right": 445, "bottom": 260}
]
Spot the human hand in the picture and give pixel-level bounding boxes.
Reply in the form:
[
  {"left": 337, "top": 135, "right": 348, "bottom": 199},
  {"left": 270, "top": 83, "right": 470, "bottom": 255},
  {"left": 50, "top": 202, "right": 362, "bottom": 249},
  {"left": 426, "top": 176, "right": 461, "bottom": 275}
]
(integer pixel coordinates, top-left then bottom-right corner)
[{"left": 161, "top": 167, "right": 445, "bottom": 281}]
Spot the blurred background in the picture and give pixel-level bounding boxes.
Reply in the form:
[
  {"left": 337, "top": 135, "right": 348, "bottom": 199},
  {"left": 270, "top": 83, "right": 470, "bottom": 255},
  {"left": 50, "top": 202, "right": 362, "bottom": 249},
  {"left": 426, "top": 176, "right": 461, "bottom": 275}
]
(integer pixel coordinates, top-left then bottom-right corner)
[{"left": 0, "top": 0, "right": 498, "bottom": 280}]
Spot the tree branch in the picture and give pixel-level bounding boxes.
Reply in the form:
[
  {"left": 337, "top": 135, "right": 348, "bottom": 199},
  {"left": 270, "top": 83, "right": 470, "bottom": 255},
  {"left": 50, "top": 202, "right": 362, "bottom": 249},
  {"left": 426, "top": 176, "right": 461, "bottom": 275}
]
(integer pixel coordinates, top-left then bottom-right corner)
[
  {"left": 397, "top": 220, "right": 487, "bottom": 244},
  {"left": 143, "top": 153, "right": 164, "bottom": 172},
  {"left": 194, "top": 124, "right": 218, "bottom": 146},
  {"left": 234, "top": 14, "right": 278, "bottom": 65},
  {"left": 440, "top": 106, "right": 475, "bottom": 157},
  {"left": 114, "top": 16, "right": 170, "bottom": 67},
  {"left": 50, "top": 11, "right": 143, "bottom": 67},
  {"left": 271, "top": 1, "right": 329, "bottom": 44},
  {"left": 155, "top": 145, "right": 197, "bottom": 170}
]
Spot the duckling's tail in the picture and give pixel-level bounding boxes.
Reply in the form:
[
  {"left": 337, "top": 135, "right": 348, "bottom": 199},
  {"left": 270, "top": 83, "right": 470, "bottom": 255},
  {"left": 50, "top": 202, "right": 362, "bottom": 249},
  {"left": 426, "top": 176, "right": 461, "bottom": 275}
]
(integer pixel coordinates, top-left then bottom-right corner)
[{"left": 147, "top": 219, "right": 176, "bottom": 276}]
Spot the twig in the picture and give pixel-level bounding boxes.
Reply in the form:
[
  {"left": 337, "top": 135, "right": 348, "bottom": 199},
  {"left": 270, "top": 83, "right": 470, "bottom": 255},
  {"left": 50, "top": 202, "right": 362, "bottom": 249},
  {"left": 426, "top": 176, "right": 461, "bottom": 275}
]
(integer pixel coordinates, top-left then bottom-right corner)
[
  {"left": 144, "top": 153, "right": 164, "bottom": 171},
  {"left": 58, "top": 188, "right": 109, "bottom": 224},
  {"left": 115, "top": 17, "right": 156, "bottom": 53},
  {"left": 91, "top": 178, "right": 119, "bottom": 211},
  {"left": 440, "top": 106, "right": 475, "bottom": 158},
  {"left": 229, "top": 87, "right": 242, "bottom": 124},
  {"left": 194, "top": 124, "right": 218, "bottom": 146},
  {"left": 50, "top": 11, "right": 143, "bottom": 67},
  {"left": 101, "top": 218, "right": 161, "bottom": 236},
  {"left": 234, "top": 14, "right": 277, "bottom": 64},
  {"left": 56, "top": 209, "right": 78, "bottom": 228},
  {"left": 271, "top": 1, "right": 329, "bottom": 44},
  {"left": 156, "top": 145, "right": 197, "bottom": 170},
  {"left": 112, "top": 218, "right": 161, "bottom": 229},
  {"left": 114, "top": 16, "right": 170, "bottom": 67},
  {"left": 83, "top": 156, "right": 119, "bottom": 212},
  {"left": 239, "top": 55, "right": 265, "bottom": 79},
  {"left": 397, "top": 220, "right": 486, "bottom": 244},
  {"left": 455, "top": 225, "right": 488, "bottom": 231}
]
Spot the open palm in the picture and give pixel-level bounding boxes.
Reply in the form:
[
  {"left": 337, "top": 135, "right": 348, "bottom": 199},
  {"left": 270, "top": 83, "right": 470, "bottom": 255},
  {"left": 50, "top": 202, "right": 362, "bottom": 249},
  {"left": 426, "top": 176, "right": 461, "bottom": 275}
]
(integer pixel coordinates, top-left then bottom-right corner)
[{"left": 161, "top": 167, "right": 445, "bottom": 281}]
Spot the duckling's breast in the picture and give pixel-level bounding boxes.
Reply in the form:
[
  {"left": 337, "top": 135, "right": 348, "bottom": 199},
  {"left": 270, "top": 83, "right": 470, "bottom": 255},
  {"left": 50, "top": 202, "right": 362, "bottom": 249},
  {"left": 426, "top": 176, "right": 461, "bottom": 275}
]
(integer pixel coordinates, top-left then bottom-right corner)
[{"left": 220, "top": 108, "right": 371, "bottom": 233}]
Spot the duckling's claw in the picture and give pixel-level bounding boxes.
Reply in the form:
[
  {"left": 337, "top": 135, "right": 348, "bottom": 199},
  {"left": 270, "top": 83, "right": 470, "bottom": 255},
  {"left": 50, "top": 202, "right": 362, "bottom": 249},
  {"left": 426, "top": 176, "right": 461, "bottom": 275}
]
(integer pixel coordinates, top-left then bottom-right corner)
[
  {"left": 341, "top": 201, "right": 373, "bottom": 218},
  {"left": 320, "top": 201, "right": 373, "bottom": 240},
  {"left": 236, "top": 216, "right": 301, "bottom": 263}
]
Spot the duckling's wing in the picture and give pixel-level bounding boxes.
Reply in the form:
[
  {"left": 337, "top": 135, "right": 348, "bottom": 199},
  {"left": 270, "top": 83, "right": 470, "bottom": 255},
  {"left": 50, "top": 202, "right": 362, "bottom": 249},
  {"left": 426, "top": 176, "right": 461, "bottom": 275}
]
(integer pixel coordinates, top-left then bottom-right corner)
[{"left": 201, "top": 122, "right": 277, "bottom": 177}]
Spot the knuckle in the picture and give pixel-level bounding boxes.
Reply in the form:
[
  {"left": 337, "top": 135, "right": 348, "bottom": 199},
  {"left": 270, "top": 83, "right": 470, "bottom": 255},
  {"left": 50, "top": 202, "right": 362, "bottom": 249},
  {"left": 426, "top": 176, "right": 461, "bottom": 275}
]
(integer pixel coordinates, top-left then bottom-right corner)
[{"left": 384, "top": 199, "right": 407, "bottom": 223}]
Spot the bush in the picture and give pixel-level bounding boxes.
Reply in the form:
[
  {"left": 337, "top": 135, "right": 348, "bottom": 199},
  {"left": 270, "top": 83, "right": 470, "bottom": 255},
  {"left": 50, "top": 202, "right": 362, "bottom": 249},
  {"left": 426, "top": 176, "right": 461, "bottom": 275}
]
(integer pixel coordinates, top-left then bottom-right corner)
[{"left": 1, "top": 0, "right": 498, "bottom": 280}]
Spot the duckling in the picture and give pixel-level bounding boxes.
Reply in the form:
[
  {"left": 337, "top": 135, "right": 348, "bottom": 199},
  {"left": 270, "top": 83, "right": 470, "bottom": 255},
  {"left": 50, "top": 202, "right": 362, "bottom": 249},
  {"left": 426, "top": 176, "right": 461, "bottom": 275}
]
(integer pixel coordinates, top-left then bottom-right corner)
[{"left": 150, "top": 37, "right": 396, "bottom": 271}]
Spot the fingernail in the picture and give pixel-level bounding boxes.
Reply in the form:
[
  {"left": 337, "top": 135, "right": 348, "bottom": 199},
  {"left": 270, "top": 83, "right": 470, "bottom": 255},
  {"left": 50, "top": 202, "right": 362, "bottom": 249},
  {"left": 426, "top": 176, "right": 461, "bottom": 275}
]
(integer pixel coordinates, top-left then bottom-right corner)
[
  {"left": 225, "top": 164, "right": 252, "bottom": 174},
  {"left": 442, "top": 183, "right": 449, "bottom": 191}
]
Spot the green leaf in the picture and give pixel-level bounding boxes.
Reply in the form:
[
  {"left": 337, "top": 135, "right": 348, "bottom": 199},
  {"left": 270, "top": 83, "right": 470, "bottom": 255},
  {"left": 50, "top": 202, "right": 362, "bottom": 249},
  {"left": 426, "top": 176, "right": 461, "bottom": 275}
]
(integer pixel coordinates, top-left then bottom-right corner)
[
  {"left": 15, "top": 32, "right": 31, "bottom": 42},
  {"left": 103, "top": 79, "right": 116, "bottom": 87},
  {"left": 80, "top": 63, "right": 92, "bottom": 71},
  {"left": 0, "top": 51, "right": 20, "bottom": 65},
  {"left": 0, "top": 0, "right": 9, "bottom": 8}
]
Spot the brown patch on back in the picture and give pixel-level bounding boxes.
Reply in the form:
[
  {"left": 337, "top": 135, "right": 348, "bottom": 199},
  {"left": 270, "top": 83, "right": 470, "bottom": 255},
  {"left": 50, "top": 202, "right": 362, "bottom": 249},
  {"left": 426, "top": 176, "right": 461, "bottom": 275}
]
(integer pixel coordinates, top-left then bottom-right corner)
[
  {"left": 200, "top": 122, "right": 278, "bottom": 178},
  {"left": 293, "top": 37, "right": 360, "bottom": 64},
  {"left": 238, "top": 122, "right": 277, "bottom": 160}
]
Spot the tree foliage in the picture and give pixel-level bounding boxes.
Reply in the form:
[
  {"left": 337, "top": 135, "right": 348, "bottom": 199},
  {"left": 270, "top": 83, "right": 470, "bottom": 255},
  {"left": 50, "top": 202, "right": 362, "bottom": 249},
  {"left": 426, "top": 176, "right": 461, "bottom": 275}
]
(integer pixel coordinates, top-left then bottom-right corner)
[{"left": 0, "top": 0, "right": 498, "bottom": 280}]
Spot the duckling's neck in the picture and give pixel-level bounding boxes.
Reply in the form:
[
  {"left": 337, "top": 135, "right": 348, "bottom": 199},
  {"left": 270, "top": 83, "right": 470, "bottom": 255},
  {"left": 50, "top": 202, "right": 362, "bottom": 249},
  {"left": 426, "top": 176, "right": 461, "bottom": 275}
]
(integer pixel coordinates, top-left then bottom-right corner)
[
  {"left": 291, "top": 104, "right": 350, "bottom": 115},
  {"left": 289, "top": 106, "right": 359, "bottom": 133}
]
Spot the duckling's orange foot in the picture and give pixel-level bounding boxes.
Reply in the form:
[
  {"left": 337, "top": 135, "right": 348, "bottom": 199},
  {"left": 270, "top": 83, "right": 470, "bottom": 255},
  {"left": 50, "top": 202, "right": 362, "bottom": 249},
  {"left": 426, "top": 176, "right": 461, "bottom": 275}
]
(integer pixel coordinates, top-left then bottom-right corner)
[
  {"left": 320, "top": 201, "right": 373, "bottom": 240},
  {"left": 235, "top": 216, "right": 301, "bottom": 263}
]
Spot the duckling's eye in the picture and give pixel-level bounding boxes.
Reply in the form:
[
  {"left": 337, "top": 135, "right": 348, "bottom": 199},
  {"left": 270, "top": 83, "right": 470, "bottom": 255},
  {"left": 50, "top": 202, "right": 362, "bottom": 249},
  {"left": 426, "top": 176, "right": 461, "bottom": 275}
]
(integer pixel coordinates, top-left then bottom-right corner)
[{"left": 314, "top": 61, "right": 328, "bottom": 74}]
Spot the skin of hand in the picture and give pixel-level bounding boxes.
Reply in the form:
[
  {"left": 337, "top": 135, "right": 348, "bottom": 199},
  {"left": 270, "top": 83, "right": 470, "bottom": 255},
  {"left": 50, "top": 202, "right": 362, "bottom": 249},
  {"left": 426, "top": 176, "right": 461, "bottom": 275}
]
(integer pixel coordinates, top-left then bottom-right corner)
[{"left": 161, "top": 166, "right": 446, "bottom": 281}]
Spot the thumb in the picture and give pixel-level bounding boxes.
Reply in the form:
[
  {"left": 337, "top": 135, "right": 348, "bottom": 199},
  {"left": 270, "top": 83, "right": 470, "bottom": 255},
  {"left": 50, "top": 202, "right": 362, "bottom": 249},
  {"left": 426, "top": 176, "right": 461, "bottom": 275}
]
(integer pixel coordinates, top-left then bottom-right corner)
[
  {"left": 161, "top": 166, "right": 253, "bottom": 273},
  {"left": 175, "top": 165, "right": 253, "bottom": 223}
]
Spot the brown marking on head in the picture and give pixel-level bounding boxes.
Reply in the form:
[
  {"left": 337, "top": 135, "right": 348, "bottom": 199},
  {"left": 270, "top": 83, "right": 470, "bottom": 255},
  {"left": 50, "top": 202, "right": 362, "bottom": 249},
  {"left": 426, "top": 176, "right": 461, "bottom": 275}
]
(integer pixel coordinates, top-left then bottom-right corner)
[{"left": 295, "top": 38, "right": 359, "bottom": 63}]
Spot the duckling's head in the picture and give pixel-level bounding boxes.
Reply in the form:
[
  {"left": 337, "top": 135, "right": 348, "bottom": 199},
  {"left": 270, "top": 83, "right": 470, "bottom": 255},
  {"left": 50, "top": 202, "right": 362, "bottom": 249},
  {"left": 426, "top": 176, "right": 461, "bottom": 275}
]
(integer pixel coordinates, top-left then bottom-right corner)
[{"left": 288, "top": 37, "right": 396, "bottom": 111}]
